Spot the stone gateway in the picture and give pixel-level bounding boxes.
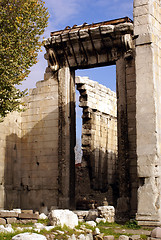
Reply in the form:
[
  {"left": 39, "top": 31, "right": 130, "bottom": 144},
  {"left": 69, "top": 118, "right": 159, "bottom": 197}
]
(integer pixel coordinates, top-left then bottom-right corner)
[{"left": 0, "top": 0, "right": 161, "bottom": 226}]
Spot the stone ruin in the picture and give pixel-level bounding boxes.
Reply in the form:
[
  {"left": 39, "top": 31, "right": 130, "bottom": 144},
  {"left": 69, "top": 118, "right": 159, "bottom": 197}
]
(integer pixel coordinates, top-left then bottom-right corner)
[
  {"left": 75, "top": 76, "right": 117, "bottom": 208},
  {"left": 0, "top": 0, "right": 161, "bottom": 226}
]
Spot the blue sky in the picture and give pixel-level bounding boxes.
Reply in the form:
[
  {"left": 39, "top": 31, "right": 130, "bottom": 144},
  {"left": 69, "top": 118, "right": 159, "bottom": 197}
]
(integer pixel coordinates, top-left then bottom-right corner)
[
  {"left": 19, "top": 0, "right": 133, "bottom": 140},
  {"left": 20, "top": 0, "right": 133, "bottom": 91}
]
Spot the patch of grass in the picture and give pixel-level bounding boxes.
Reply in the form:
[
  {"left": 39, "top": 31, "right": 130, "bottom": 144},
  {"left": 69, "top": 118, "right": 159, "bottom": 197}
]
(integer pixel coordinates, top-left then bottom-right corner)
[
  {"left": 98, "top": 227, "right": 121, "bottom": 239},
  {"left": 0, "top": 232, "right": 15, "bottom": 240},
  {"left": 97, "top": 221, "right": 121, "bottom": 228},
  {"left": 37, "top": 218, "right": 50, "bottom": 225},
  {"left": 75, "top": 221, "right": 84, "bottom": 229},
  {"left": 0, "top": 229, "right": 35, "bottom": 240},
  {"left": 97, "top": 219, "right": 141, "bottom": 230},
  {"left": 83, "top": 223, "right": 95, "bottom": 231},
  {"left": 141, "top": 234, "right": 148, "bottom": 239},
  {"left": 96, "top": 220, "right": 145, "bottom": 239},
  {"left": 124, "top": 220, "right": 141, "bottom": 229},
  {"left": 11, "top": 221, "right": 34, "bottom": 228}
]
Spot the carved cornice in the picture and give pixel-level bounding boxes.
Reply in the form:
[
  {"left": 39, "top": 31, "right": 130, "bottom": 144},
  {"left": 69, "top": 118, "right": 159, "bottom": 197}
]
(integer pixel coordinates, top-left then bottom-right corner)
[{"left": 44, "top": 17, "right": 134, "bottom": 71}]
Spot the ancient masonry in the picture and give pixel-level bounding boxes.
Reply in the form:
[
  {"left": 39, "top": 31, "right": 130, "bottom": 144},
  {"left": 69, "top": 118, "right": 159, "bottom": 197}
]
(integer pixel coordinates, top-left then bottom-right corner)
[
  {"left": 0, "top": 0, "right": 161, "bottom": 226},
  {"left": 0, "top": 76, "right": 59, "bottom": 210},
  {"left": 75, "top": 76, "right": 117, "bottom": 206}
]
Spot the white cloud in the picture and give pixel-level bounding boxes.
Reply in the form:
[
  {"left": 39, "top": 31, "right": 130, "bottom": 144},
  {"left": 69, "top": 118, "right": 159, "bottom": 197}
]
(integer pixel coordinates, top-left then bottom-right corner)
[
  {"left": 22, "top": 0, "right": 83, "bottom": 91},
  {"left": 23, "top": 0, "right": 133, "bottom": 91},
  {"left": 45, "top": 0, "right": 81, "bottom": 28}
]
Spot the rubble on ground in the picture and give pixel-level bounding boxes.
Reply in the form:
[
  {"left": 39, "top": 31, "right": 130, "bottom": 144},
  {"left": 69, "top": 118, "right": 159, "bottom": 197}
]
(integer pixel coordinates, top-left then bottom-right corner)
[{"left": 0, "top": 206, "right": 153, "bottom": 240}]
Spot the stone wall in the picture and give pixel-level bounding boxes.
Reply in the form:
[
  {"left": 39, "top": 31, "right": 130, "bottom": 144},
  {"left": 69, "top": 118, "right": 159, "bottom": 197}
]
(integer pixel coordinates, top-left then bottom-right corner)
[
  {"left": 0, "top": 111, "right": 21, "bottom": 210},
  {"left": 134, "top": 0, "right": 161, "bottom": 225},
  {"left": 0, "top": 70, "right": 59, "bottom": 210},
  {"left": 76, "top": 76, "right": 117, "bottom": 207}
]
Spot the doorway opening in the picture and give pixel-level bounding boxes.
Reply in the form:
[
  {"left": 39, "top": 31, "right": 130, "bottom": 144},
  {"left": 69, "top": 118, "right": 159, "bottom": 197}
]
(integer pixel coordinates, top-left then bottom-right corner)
[{"left": 75, "top": 65, "right": 118, "bottom": 210}]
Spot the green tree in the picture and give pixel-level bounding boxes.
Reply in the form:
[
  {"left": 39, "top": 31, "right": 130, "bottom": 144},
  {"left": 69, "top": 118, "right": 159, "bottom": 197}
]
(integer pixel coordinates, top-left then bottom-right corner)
[{"left": 0, "top": 0, "right": 49, "bottom": 118}]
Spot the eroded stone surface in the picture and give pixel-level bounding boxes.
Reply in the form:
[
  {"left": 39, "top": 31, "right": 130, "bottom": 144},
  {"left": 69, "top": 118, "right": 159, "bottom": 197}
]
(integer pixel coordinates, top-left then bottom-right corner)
[
  {"left": 97, "top": 206, "right": 115, "bottom": 223},
  {"left": 12, "top": 233, "right": 47, "bottom": 240},
  {"left": 49, "top": 209, "right": 78, "bottom": 229},
  {"left": 76, "top": 77, "right": 117, "bottom": 206}
]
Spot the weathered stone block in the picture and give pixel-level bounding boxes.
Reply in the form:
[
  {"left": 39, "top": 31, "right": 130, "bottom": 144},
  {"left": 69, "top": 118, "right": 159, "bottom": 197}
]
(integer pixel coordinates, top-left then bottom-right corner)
[
  {"left": 12, "top": 233, "right": 47, "bottom": 240},
  {"left": 129, "top": 235, "right": 141, "bottom": 240},
  {"left": 18, "top": 219, "right": 37, "bottom": 224},
  {"left": 0, "top": 218, "right": 6, "bottom": 225},
  {"left": 151, "top": 227, "right": 161, "bottom": 238},
  {"left": 85, "top": 209, "right": 98, "bottom": 221},
  {"left": 97, "top": 206, "right": 115, "bottom": 222},
  {"left": 21, "top": 210, "right": 33, "bottom": 214},
  {"left": 0, "top": 211, "right": 18, "bottom": 218},
  {"left": 49, "top": 209, "right": 78, "bottom": 229},
  {"left": 18, "top": 213, "right": 39, "bottom": 219},
  {"left": 6, "top": 218, "right": 17, "bottom": 224},
  {"left": 119, "top": 236, "right": 129, "bottom": 240},
  {"left": 103, "top": 236, "right": 115, "bottom": 240}
]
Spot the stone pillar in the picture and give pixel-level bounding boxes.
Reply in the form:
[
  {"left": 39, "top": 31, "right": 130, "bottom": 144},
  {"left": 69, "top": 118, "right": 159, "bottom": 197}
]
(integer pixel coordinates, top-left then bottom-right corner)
[
  {"left": 116, "top": 56, "right": 130, "bottom": 220},
  {"left": 58, "top": 67, "right": 76, "bottom": 209},
  {"left": 116, "top": 53, "right": 137, "bottom": 220},
  {"left": 134, "top": 0, "right": 161, "bottom": 225}
]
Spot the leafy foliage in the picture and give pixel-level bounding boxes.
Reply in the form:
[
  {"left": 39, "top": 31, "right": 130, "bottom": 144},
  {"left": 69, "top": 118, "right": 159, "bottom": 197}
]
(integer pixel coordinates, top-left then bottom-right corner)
[{"left": 0, "top": 0, "right": 49, "bottom": 118}]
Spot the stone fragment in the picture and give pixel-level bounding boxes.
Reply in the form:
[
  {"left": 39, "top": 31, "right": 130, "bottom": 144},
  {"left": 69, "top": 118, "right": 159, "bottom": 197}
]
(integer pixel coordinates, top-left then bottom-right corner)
[
  {"left": 18, "top": 213, "right": 39, "bottom": 219},
  {"left": 18, "top": 219, "right": 37, "bottom": 224},
  {"left": 94, "top": 234, "right": 104, "bottom": 240},
  {"left": 12, "top": 232, "right": 47, "bottom": 240},
  {"left": 39, "top": 213, "right": 48, "bottom": 219},
  {"left": 68, "top": 234, "right": 77, "bottom": 240},
  {"left": 49, "top": 209, "right": 78, "bottom": 229},
  {"left": 119, "top": 235, "right": 129, "bottom": 240},
  {"left": 34, "top": 229, "right": 41, "bottom": 233},
  {"left": 103, "top": 236, "right": 115, "bottom": 240},
  {"left": 102, "top": 198, "right": 108, "bottom": 206},
  {"left": 148, "top": 238, "right": 161, "bottom": 240},
  {"left": 6, "top": 218, "right": 17, "bottom": 224},
  {"left": 34, "top": 223, "right": 45, "bottom": 230},
  {"left": 73, "top": 210, "right": 89, "bottom": 220},
  {"left": 129, "top": 235, "right": 141, "bottom": 240},
  {"left": 86, "top": 209, "right": 98, "bottom": 221},
  {"left": 0, "top": 218, "right": 6, "bottom": 225},
  {"left": 0, "top": 225, "right": 6, "bottom": 233},
  {"left": 16, "top": 227, "right": 23, "bottom": 231},
  {"left": 78, "top": 234, "right": 93, "bottom": 240},
  {"left": 0, "top": 224, "right": 14, "bottom": 233},
  {"left": 0, "top": 210, "right": 18, "bottom": 218},
  {"left": 56, "top": 230, "right": 64, "bottom": 234},
  {"left": 86, "top": 233, "right": 93, "bottom": 240},
  {"left": 151, "top": 227, "right": 161, "bottom": 238},
  {"left": 40, "top": 206, "right": 48, "bottom": 215},
  {"left": 97, "top": 206, "right": 115, "bottom": 222},
  {"left": 86, "top": 221, "right": 96, "bottom": 227},
  {"left": 43, "top": 226, "right": 54, "bottom": 231},
  {"left": 13, "top": 209, "right": 21, "bottom": 214},
  {"left": 94, "top": 227, "right": 101, "bottom": 235},
  {"left": 21, "top": 210, "right": 33, "bottom": 214},
  {"left": 96, "top": 218, "right": 106, "bottom": 224}
]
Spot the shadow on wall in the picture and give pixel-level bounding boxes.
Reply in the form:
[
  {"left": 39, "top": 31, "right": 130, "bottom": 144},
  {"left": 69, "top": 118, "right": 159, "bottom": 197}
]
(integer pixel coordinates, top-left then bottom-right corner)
[
  {"left": 4, "top": 107, "right": 60, "bottom": 211},
  {"left": 3, "top": 108, "right": 118, "bottom": 211},
  {"left": 75, "top": 148, "right": 118, "bottom": 209}
]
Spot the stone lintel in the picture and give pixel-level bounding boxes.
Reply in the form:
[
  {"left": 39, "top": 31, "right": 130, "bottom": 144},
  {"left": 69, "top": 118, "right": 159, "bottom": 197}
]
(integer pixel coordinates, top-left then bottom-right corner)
[{"left": 44, "top": 21, "right": 134, "bottom": 71}]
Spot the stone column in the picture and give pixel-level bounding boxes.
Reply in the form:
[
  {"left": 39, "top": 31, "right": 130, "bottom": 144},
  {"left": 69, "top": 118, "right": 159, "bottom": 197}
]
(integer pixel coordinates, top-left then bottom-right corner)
[
  {"left": 116, "top": 53, "right": 137, "bottom": 220},
  {"left": 58, "top": 67, "right": 76, "bottom": 209},
  {"left": 134, "top": 0, "right": 161, "bottom": 225},
  {"left": 116, "top": 56, "right": 130, "bottom": 220}
]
